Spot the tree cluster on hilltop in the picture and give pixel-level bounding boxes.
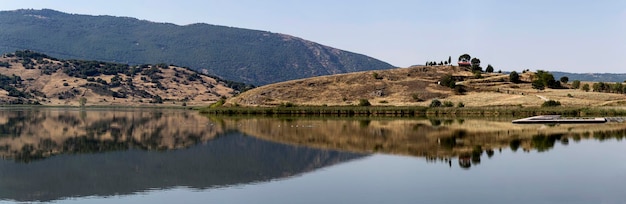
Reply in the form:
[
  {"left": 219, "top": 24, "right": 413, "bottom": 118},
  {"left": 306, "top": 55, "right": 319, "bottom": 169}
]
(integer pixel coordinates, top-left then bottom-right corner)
[{"left": 425, "top": 56, "right": 452, "bottom": 66}]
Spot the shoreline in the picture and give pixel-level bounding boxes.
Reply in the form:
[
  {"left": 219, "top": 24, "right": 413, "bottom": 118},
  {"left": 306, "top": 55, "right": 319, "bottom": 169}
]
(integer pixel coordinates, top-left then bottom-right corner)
[{"left": 199, "top": 106, "right": 626, "bottom": 117}]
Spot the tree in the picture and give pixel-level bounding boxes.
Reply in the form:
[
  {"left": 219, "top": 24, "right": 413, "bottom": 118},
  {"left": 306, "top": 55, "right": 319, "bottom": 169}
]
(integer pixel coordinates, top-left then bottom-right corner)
[
  {"left": 582, "top": 84, "right": 590, "bottom": 92},
  {"left": 485, "top": 64, "right": 494, "bottom": 73},
  {"left": 560, "top": 76, "right": 569, "bottom": 84},
  {"left": 533, "top": 70, "right": 560, "bottom": 89},
  {"left": 471, "top": 58, "right": 481, "bottom": 67},
  {"left": 470, "top": 58, "right": 482, "bottom": 72},
  {"left": 79, "top": 97, "right": 87, "bottom": 107},
  {"left": 458, "top": 54, "right": 471, "bottom": 62},
  {"left": 448, "top": 56, "right": 452, "bottom": 65},
  {"left": 509, "top": 71, "right": 520, "bottom": 83},
  {"left": 532, "top": 80, "right": 545, "bottom": 90},
  {"left": 572, "top": 80, "right": 581, "bottom": 89}
]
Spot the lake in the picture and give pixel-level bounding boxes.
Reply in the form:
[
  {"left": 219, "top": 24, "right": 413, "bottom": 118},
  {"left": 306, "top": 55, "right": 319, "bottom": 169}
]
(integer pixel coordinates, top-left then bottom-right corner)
[{"left": 0, "top": 108, "right": 625, "bottom": 204}]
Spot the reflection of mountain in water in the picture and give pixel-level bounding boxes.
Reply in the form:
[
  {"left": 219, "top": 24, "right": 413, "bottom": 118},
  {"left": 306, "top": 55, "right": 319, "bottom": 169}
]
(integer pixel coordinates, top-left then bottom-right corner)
[{"left": 0, "top": 132, "right": 364, "bottom": 202}]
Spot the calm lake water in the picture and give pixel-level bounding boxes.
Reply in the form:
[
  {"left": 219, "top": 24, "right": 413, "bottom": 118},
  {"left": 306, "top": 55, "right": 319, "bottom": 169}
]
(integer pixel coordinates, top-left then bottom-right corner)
[{"left": 0, "top": 108, "right": 625, "bottom": 204}]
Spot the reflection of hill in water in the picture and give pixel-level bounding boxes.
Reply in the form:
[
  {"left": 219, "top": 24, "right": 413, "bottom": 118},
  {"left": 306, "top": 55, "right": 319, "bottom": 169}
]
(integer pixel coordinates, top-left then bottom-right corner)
[
  {"left": 224, "top": 118, "right": 626, "bottom": 159},
  {"left": 0, "top": 132, "right": 364, "bottom": 202},
  {"left": 0, "top": 108, "right": 223, "bottom": 161}
]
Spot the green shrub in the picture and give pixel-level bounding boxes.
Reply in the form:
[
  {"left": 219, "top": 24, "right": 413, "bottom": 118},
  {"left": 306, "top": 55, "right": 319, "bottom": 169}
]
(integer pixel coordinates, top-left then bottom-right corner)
[
  {"left": 439, "top": 74, "right": 456, "bottom": 88},
  {"left": 473, "top": 71, "right": 482, "bottom": 79},
  {"left": 411, "top": 93, "right": 423, "bottom": 102},
  {"left": 443, "top": 101, "right": 454, "bottom": 107},
  {"left": 280, "top": 102, "right": 296, "bottom": 107},
  {"left": 454, "top": 85, "right": 467, "bottom": 95},
  {"left": 358, "top": 99, "right": 371, "bottom": 106},
  {"left": 372, "top": 72, "right": 382, "bottom": 80},
  {"left": 541, "top": 100, "right": 561, "bottom": 107},
  {"left": 572, "top": 80, "right": 581, "bottom": 89},
  {"left": 457, "top": 102, "right": 465, "bottom": 108},
  {"left": 379, "top": 100, "right": 388, "bottom": 104},
  {"left": 429, "top": 99, "right": 442, "bottom": 107},
  {"left": 582, "top": 84, "right": 590, "bottom": 92}
]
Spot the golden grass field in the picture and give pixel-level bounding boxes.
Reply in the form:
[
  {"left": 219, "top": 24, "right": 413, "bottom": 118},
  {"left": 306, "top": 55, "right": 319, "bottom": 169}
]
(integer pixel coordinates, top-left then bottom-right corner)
[{"left": 229, "top": 65, "right": 626, "bottom": 108}]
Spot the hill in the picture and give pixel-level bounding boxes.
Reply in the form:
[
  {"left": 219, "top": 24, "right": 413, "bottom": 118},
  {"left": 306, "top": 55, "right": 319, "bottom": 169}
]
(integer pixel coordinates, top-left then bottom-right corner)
[
  {"left": 228, "top": 65, "right": 626, "bottom": 107},
  {"left": 0, "top": 9, "right": 394, "bottom": 85},
  {"left": 0, "top": 50, "right": 245, "bottom": 106},
  {"left": 552, "top": 71, "right": 626, "bottom": 83}
]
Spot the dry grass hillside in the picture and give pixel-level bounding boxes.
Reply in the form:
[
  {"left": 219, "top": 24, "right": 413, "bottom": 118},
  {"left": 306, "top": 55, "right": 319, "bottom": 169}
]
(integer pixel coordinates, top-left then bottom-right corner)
[
  {"left": 0, "top": 51, "right": 236, "bottom": 106},
  {"left": 229, "top": 65, "right": 626, "bottom": 107}
]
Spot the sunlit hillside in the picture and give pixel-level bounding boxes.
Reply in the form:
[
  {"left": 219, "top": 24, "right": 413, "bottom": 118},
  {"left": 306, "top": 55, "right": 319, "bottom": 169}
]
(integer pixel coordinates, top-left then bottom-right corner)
[{"left": 229, "top": 65, "right": 626, "bottom": 107}]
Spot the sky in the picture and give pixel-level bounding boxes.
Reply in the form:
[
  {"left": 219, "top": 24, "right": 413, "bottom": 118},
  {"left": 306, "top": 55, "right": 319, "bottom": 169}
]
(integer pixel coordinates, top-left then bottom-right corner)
[{"left": 2, "top": 0, "right": 626, "bottom": 73}]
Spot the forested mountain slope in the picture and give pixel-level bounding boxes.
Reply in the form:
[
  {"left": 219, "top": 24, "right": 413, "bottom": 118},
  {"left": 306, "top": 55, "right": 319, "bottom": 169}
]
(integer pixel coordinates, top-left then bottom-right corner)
[{"left": 0, "top": 9, "right": 394, "bottom": 85}]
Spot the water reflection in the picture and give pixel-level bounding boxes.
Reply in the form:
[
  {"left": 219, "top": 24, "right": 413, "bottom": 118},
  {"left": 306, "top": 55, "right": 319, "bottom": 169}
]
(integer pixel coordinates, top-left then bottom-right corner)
[
  {"left": 219, "top": 117, "right": 626, "bottom": 169},
  {"left": 0, "top": 108, "right": 222, "bottom": 162},
  {"left": 0, "top": 108, "right": 363, "bottom": 202},
  {"left": 1, "top": 109, "right": 626, "bottom": 202}
]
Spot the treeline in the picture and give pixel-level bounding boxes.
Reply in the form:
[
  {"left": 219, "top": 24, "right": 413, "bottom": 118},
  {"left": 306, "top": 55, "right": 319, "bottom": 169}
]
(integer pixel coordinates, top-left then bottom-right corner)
[
  {"left": 425, "top": 56, "right": 452, "bottom": 66},
  {"left": 589, "top": 82, "right": 626, "bottom": 94},
  {"left": 541, "top": 72, "right": 626, "bottom": 94}
]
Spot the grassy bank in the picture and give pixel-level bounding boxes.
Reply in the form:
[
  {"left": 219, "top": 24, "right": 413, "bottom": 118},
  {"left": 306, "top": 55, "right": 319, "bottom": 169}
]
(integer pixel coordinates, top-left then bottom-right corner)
[{"left": 199, "top": 106, "right": 626, "bottom": 117}]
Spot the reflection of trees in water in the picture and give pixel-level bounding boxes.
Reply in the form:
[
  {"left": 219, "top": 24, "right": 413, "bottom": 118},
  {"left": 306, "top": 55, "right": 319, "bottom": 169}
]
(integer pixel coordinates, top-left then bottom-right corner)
[
  {"left": 422, "top": 122, "right": 626, "bottom": 170},
  {"left": 0, "top": 110, "right": 45, "bottom": 137},
  {"left": 531, "top": 134, "right": 563, "bottom": 152},
  {"left": 510, "top": 139, "right": 521, "bottom": 152},
  {"left": 449, "top": 129, "right": 626, "bottom": 169},
  {"left": 214, "top": 117, "right": 626, "bottom": 170}
]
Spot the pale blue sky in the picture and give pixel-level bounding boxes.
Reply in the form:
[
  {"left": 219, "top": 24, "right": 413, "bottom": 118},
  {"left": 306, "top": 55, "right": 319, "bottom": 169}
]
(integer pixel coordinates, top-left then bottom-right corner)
[{"left": 2, "top": 0, "right": 625, "bottom": 73}]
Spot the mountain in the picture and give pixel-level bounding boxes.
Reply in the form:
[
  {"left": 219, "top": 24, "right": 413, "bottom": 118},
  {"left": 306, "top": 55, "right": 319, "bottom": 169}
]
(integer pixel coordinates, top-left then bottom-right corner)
[
  {"left": 551, "top": 71, "right": 626, "bottom": 83},
  {"left": 0, "top": 50, "right": 247, "bottom": 106},
  {"left": 0, "top": 9, "right": 394, "bottom": 85}
]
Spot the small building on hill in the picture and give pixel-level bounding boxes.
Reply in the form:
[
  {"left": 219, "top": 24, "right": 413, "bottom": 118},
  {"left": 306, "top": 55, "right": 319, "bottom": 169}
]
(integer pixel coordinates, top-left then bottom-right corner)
[{"left": 458, "top": 60, "right": 471, "bottom": 67}]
